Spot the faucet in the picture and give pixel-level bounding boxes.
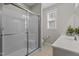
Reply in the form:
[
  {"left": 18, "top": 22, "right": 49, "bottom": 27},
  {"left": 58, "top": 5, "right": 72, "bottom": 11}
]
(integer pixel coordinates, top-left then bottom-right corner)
[{"left": 74, "top": 35, "right": 77, "bottom": 41}]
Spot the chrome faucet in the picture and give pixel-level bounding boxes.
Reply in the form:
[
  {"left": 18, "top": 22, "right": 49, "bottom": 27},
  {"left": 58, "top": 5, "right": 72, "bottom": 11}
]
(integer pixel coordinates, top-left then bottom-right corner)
[{"left": 74, "top": 35, "right": 77, "bottom": 41}]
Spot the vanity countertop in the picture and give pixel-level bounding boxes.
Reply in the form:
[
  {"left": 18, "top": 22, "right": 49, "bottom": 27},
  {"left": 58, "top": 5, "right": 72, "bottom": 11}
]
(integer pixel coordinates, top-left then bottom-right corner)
[{"left": 52, "top": 35, "right": 79, "bottom": 54}]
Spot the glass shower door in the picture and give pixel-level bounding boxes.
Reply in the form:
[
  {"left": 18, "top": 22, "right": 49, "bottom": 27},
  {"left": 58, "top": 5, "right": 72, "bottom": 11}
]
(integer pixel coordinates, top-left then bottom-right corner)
[
  {"left": 0, "top": 4, "right": 2, "bottom": 56},
  {"left": 28, "top": 13, "right": 38, "bottom": 53},
  {"left": 1, "top": 4, "right": 40, "bottom": 56},
  {"left": 2, "top": 4, "right": 28, "bottom": 56}
]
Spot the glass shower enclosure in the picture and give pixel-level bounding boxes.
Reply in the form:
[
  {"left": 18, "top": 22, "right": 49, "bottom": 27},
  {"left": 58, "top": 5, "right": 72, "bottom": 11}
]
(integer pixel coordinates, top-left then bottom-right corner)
[
  {"left": 0, "top": 3, "right": 40, "bottom": 56},
  {"left": 28, "top": 13, "right": 39, "bottom": 54}
]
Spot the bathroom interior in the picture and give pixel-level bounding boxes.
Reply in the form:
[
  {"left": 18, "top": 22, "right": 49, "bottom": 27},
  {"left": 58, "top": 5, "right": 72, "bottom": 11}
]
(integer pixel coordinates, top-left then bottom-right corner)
[
  {"left": 0, "top": 3, "right": 79, "bottom": 56},
  {"left": 41, "top": 3, "right": 79, "bottom": 56}
]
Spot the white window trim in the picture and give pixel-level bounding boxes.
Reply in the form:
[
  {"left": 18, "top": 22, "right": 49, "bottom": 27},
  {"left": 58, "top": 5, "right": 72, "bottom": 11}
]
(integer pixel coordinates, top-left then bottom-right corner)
[{"left": 47, "top": 9, "right": 57, "bottom": 29}]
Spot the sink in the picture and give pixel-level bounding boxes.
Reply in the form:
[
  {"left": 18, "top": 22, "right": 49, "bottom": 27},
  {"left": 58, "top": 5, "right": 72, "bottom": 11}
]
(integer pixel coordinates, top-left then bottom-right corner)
[
  {"left": 52, "top": 35, "right": 79, "bottom": 56},
  {"left": 65, "top": 35, "right": 79, "bottom": 42}
]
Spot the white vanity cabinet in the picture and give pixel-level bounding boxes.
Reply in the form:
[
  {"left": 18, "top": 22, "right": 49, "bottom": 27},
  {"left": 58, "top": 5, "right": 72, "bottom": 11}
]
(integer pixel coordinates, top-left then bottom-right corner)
[{"left": 52, "top": 35, "right": 79, "bottom": 56}]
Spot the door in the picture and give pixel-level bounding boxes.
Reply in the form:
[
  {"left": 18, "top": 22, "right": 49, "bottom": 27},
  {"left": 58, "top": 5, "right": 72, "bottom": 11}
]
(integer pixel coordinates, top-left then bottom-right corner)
[
  {"left": 2, "top": 4, "right": 28, "bottom": 56},
  {"left": 28, "top": 13, "right": 38, "bottom": 53}
]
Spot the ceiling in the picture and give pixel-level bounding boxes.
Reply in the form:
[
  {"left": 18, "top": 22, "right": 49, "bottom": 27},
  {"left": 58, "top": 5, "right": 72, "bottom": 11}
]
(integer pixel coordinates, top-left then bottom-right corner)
[
  {"left": 42, "top": 3, "right": 56, "bottom": 9},
  {"left": 23, "top": 3, "right": 56, "bottom": 9}
]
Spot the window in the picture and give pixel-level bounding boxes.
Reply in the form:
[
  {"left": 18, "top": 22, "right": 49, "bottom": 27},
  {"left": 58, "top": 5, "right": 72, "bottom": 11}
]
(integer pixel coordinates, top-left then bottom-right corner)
[{"left": 47, "top": 9, "right": 57, "bottom": 29}]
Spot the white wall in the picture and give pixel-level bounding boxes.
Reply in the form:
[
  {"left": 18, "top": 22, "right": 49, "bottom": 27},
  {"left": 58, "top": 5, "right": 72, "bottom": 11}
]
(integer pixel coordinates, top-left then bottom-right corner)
[
  {"left": 42, "top": 3, "right": 56, "bottom": 9},
  {"left": 42, "top": 3, "right": 79, "bottom": 43},
  {"left": 30, "top": 4, "right": 41, "bottom": 15}
]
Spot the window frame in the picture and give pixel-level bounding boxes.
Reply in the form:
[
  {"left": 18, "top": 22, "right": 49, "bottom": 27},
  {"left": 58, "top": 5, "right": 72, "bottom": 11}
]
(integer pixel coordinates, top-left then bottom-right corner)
[{"left": 47, "top": 9, "right": 57, "bottom": 29}]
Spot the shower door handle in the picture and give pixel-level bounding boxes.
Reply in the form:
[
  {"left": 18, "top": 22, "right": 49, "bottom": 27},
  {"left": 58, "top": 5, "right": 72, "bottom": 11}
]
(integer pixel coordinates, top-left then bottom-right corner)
[{"left": 25, "top": 31, "right": 29, "bottom": 55}]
